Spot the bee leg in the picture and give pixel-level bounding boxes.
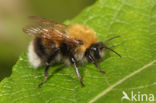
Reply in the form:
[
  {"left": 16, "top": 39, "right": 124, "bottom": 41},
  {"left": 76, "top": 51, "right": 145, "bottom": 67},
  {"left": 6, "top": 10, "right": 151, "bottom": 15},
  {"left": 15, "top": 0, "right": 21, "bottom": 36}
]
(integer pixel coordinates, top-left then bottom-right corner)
[
  {"left": 87, "top": 54, "right": 105, "bottom": 74},
  {"left": 70, "top": 56, "right": 85, "bottom": 87},
  {"left": 38, "top": 64, "right": 50, "bottom": 88},
  {"left": 38, "top": 48, "right": 60, "bottom": 88}
]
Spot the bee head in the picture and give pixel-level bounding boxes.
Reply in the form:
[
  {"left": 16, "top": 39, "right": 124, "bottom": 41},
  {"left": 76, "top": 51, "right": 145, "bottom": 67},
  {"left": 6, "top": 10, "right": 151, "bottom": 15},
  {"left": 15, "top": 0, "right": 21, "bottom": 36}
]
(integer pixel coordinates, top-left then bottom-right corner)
[
  {"left": 86, "top": 42, "right": 121, "bottom": 61},
  {"left": 87, "top": 42, "right": 105, "bottom": 60}
]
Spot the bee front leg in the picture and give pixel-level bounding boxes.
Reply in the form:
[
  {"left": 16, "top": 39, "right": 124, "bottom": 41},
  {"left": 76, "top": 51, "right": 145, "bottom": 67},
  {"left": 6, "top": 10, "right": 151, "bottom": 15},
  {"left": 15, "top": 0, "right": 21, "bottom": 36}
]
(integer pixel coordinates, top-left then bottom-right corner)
[
  {"left": 69, "top": 56, "right": 85, "bottom": 87},
  {"left": 87, "top": 54, "right": 105, "bottom": 74}
]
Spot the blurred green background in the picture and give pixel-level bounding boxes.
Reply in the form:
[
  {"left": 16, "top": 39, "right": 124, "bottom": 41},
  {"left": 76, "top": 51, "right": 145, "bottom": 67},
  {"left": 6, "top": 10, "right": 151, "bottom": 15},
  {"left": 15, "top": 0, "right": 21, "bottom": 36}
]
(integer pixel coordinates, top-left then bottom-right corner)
[{"left": 0, "top": 0, "right": 95, "bottom": 81}]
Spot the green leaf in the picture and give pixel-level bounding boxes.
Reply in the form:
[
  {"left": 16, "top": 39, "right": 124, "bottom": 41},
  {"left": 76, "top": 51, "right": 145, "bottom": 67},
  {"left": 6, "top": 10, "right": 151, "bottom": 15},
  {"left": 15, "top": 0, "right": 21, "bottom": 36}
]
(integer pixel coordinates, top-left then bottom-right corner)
[{"left": 0, "top": 0, "right": 156, "bottom": 103}]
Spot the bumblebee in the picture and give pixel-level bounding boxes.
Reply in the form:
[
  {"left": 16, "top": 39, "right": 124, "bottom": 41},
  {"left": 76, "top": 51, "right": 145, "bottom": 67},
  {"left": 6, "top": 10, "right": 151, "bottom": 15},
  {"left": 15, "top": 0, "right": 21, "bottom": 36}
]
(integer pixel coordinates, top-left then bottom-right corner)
[{"left": 23, "top": 16, "right": 121, "bottom": 87}]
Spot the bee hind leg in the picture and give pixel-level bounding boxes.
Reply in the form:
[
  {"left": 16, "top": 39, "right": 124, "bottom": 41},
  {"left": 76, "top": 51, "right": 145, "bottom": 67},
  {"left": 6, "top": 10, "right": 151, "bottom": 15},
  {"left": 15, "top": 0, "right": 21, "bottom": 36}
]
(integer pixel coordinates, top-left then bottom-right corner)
[
  {"left": 38, "top": 64, "right": 50, "bottom": 88},
  {"left": 70, "top": 56, "right": 85, "bottom": 87},
  {"left": 38, "top": 48, "right": 60, "bottom": 88}
]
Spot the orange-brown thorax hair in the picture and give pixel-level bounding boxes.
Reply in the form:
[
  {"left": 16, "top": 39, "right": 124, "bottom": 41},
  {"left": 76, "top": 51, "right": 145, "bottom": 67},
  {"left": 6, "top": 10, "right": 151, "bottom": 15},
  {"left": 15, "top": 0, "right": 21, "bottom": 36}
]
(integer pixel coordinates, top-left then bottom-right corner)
[{"left": 67, "top": 24, "right": 97, "bottom": 52}]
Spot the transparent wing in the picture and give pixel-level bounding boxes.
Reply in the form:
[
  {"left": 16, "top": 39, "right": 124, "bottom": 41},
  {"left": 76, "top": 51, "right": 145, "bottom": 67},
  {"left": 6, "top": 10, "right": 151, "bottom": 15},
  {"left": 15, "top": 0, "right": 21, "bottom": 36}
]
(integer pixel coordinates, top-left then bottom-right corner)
[
  {"left": 29, "top": 16, "right": 63, "bottom": 25},
  {"left": 23, "top": 16, "right": 80, "bottom": 45},
  {"left": 23, "top": 16, "right": 67, "bottom": 36}
]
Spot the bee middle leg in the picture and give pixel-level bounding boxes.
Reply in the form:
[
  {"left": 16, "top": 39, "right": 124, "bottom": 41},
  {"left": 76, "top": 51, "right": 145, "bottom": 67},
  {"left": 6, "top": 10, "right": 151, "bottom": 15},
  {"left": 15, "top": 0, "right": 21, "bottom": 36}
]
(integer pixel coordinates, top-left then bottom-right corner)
[
  {"left": 69, "top": 55, "right": 85, "bottom": 87},
  {"left": 38, "top": 48, "right": 60, "bottom": 88}
]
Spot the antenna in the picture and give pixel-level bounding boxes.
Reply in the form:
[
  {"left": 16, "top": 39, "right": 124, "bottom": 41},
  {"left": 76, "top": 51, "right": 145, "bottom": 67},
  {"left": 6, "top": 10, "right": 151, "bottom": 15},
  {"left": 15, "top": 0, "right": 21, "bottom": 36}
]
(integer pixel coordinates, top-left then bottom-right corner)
[
  {"left": 102, "top": 35, "right": 121, "bottom": 57},
  {"left": 103, "top": 35, "right": 120, "bottom": 43},
  {"left": 104, "top": 46, "right": 121, "bottom": 57}
]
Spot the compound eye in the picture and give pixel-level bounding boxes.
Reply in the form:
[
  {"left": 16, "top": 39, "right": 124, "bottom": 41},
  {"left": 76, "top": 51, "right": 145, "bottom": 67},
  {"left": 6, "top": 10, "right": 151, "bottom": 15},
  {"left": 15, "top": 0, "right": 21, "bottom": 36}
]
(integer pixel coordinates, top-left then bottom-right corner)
[
  {"left": 91, "top": 47, "right": 97, "bottom": 51},
  {"left": 91, "top": 47, "right": 101, "bottom": 60}
]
